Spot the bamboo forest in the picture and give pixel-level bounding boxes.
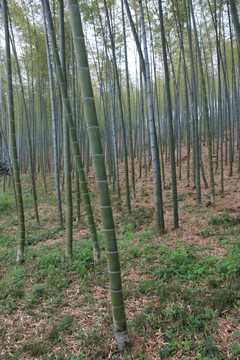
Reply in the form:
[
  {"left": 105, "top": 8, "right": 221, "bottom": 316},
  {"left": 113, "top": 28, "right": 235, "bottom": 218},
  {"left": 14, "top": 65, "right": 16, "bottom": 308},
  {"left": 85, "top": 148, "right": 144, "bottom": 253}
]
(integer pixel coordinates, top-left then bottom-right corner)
[{"left": 0, "top": 0, "right": 240, "bottom": 358}]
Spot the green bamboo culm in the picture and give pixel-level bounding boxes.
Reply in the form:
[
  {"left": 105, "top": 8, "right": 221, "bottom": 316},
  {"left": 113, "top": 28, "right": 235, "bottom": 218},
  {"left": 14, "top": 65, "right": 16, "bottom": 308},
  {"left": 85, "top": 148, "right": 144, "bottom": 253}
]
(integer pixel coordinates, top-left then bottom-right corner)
[
  {"left": 41, "top": 0, "right": 63, "bottom": 227},
  {"left": 59, "top": 0, "right": 73, "bottom": 260},
  {"left": 189, "top": 0, "right": 215, "bottom": 205},
  {"left": 42, "top": 0, "right": 100, "bottom": 265},
  {"left": 67, "top": 0, "right": 129, "bottom": 348},
  {"left": 158, "top": 0, "right": 179, "bottom": 229},
  {"left": 2, "top": 0, "right": 25, "bottom": 263},
  {"left": 228, "top": 0, "right": 240, "bottom": 48},
  {"left": 10, "top": 29, "right": 40, "bottom": 225}
]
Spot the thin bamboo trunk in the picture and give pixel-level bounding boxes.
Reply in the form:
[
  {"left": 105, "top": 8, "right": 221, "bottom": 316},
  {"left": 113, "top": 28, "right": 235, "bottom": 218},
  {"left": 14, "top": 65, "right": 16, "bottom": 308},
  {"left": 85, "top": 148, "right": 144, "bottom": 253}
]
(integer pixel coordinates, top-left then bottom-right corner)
[
  {"left": 68, "top": 0, "right": 129, "bottom": 347},
  {"left": 42, "top": 0, "right": 100, "bottom": 265},
  {"left": 2, "top": 0, "right": 25, "bottom": 263}
]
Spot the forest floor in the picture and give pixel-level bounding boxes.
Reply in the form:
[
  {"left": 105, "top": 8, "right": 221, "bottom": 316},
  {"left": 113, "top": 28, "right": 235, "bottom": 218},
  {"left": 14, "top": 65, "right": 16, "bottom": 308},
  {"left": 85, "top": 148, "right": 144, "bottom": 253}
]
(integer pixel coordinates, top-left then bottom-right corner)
[{"left": 0, "top": 144, "right": 240, "bottom": 360}]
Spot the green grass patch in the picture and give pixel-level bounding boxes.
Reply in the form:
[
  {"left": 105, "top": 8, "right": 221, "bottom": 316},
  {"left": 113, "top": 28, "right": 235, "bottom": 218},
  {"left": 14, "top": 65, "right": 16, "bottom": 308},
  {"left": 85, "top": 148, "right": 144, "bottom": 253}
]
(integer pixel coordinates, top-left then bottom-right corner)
[
  {"left": 153, "top": 247, "right": 217, "bottom": 282},
  {"left": 209, "top": 212, "right": 240, "bottom": 226},
  {"left": 0, "top": 173, "right": 239, "bottom": 359},
  {"left": 0, "top": 191, "right": 14, "bottom": 214},
  {"left": 218, "top": 239, "right": 240, "bottom": 279}
]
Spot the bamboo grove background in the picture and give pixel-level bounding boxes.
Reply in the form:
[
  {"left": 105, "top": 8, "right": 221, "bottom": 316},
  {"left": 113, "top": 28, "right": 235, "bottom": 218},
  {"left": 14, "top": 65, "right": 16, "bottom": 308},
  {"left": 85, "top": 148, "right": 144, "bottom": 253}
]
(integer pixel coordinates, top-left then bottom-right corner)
[{"left": 0, "top": 0, "right": 240, "bottom": 348}]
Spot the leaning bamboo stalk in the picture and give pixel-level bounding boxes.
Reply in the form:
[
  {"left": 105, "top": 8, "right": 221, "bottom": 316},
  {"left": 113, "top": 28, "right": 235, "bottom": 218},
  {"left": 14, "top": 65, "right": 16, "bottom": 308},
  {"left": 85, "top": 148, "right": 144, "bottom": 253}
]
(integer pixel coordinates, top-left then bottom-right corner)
[
  {"left": 59, "top": 0, "right": 73, "bottom": 259},
  {"left": 67, "top": 0, "right": 129, "bottom": 348},
  {"left": 42, "top": 0, "right": 100, "bottom": 265},
  {"left": 42, "top": 5, "right": 63, "bottom": 227}
]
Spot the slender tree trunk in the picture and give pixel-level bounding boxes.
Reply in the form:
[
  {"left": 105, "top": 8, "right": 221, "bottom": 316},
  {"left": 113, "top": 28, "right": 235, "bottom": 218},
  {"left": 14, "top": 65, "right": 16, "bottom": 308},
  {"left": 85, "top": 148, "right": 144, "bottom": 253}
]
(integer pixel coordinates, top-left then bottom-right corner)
[
  {"left": 42, "top": 8, "right": 63, "bottom": 227},
  {"left": 42, "top": 0, "right": 100, "bottom": 265},
  {"left": 121, "top": 0, "right": 135, "bottom": 199},
  {"left": 9, "top": 20, "right": 40, "bottom": 225},
  {"left": 183, "top": 0, "right": 201, "bottom": 204},
  {"left": 228, "top": 0, "right": 240, "bottom": 49},
  {"left": 138, "top": 0, "right": 165, "bottom": 234},
  {"left": 68, "top": 0, "right": 129, "bottom": 348},
  {"left": 2, "top": 0, "right": 25, "bottom": 263},
  {"left": 59, "top": 0, "right": 73, "bottom": 259},
  {"left": 103, "top": 0, "right": 131, "bottom": 214},
  {"left": 97, "top": 12, "right": 121, "bottom": 199},
  {"left": 158, "top": 0, "right": 179, "bottom": 229},
  {"left": 190, "top": 0, "right": 215, "bottom": 205}
]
